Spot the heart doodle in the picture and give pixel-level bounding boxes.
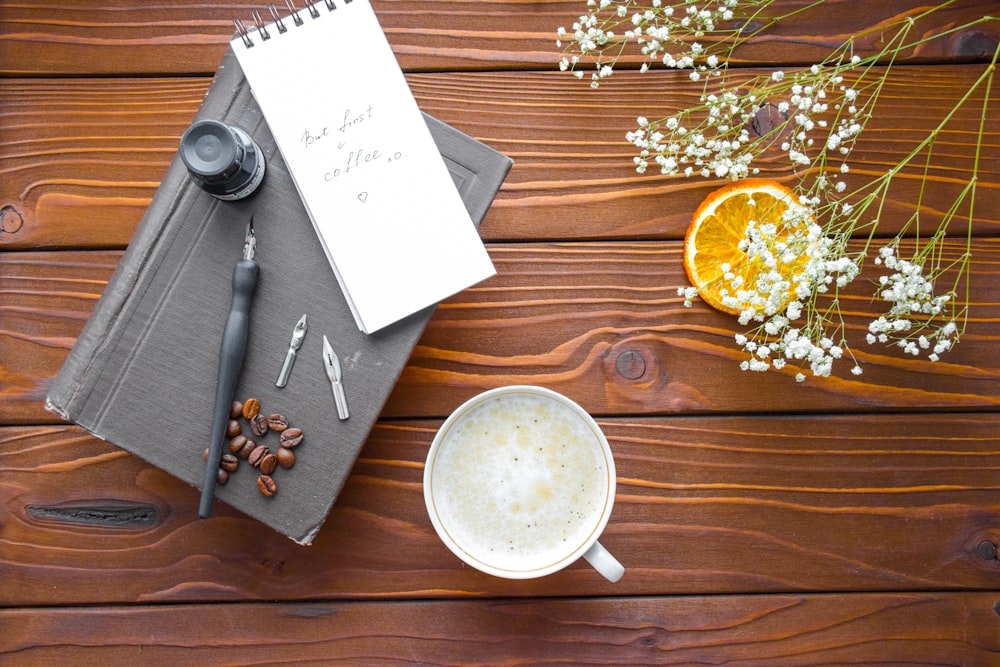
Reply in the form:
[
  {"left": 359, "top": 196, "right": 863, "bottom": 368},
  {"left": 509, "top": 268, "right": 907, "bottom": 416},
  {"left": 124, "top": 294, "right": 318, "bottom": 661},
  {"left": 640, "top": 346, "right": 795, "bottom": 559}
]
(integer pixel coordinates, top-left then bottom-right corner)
[{"left": 358, "top": 192, "right": 368, "bottom": 203}]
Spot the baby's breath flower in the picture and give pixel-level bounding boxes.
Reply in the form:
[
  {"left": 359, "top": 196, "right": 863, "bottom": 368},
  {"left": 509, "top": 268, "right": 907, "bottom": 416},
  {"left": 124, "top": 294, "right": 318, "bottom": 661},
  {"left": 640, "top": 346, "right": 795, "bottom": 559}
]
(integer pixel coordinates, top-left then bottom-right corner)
[
  {"left": 559, "top": 0, "right": 991, "bottom": 379},
  {"left": 677, "top": 285, "right": 699, "bottom": 307}
]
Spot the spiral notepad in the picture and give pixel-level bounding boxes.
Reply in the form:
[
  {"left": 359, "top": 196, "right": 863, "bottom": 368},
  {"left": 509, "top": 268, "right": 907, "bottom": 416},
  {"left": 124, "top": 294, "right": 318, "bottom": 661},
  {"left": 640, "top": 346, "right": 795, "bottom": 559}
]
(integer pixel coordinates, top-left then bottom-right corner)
[{"left": 231, "top": 0, "right": 495, "bottom": 334}]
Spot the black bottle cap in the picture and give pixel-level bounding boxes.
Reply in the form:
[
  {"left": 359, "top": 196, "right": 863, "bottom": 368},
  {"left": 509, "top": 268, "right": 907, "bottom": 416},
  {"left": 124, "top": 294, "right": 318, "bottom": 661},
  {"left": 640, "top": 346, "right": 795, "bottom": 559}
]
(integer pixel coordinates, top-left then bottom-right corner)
[
  {"left": 179, "top": 120, "right": 265, "bottom": 200},
  {"left": 180, "top": 120, "right": 244, "bottom": 181}
]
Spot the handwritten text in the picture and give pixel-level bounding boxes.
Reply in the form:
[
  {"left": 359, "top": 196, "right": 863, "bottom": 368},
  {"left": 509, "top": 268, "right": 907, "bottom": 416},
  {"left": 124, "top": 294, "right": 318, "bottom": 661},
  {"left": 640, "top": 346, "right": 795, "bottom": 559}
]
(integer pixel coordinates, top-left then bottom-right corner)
[
  {"left": 301, "top": 125, "right": 330, "bottom": 148},
  {"left": 340, "top": 105, "right": 375, "bottom": 134}
]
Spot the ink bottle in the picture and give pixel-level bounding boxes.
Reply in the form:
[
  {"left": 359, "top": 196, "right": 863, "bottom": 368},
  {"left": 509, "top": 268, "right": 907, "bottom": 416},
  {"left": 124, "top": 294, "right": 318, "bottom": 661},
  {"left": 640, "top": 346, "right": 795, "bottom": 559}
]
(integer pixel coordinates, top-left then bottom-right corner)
[{"left": 179, "top": 120, "right": 266, "bottom": 200}]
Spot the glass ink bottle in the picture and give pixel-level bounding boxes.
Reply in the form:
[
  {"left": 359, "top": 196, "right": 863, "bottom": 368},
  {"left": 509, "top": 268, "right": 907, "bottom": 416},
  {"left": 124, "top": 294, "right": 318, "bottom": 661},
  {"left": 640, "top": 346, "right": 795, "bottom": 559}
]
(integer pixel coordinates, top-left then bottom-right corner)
[{"left": 179, "top": 120, "right": 266, "bottom": 201}]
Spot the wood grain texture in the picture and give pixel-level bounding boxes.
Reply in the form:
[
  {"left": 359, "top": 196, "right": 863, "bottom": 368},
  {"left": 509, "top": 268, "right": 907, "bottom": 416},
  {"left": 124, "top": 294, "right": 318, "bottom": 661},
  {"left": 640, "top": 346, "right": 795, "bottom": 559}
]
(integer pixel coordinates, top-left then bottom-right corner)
[
  {"left": 3, "top": 239, "right": 998, "bottom": 425},
  {"left": 2, "top": 66, "right": 998, "bottom": 250},
  {"left": 0, "top": 0, "right": 996, "bottom": 75},
  {"left": 2, "top": 416, "right": 998, "bottom": 605},
  {"left": 394, "top": 236, "right": 1000, "bottom": 417},
  {"left": 0, "top": 251, "right": 120, "bottom": 423},
  {"left": 2, "top": 0, "right": 999, "bottom": 659},
  {"left": 2, "top": 593, "right": 999, "bottom": 664}
]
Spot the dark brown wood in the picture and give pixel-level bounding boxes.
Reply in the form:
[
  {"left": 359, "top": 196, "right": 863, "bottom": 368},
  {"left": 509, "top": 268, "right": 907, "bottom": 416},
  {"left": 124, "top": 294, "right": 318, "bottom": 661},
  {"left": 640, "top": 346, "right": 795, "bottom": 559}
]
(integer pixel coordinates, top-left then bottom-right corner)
[
  {"left": 394, "top": 237, "right": 1000, "bottom": 417},
  {"left": 2, "top": 415, "right": 998, "bottom": 606},
  {"left": 2, "top": 0, "right": 999, "bottom": 660},
  {"left": 0, "top": 0, "right": 995, "bottom": 75},
  {"left": 2, "top": 594, "right": 999, "bottom": 664},
  {"left": 2, "top": 66, "right": 998, "bottom": 251},
  {"left": 3, "top": 239, "right": 998, "bottom": 425}
]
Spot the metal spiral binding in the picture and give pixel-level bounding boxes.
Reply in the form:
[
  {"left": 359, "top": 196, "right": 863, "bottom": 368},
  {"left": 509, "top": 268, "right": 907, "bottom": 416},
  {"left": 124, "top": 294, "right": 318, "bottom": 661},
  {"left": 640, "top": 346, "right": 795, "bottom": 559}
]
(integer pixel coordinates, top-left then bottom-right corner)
[{"left": 233, "top": 0, "right": 351, "bottom": 49}]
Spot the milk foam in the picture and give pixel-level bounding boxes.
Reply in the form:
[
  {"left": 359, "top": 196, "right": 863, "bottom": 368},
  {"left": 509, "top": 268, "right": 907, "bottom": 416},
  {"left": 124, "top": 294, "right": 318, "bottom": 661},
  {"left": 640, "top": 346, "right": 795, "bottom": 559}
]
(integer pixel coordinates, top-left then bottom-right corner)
[{"left": 430, "top": 393, "right": 608, "bottom": 571}]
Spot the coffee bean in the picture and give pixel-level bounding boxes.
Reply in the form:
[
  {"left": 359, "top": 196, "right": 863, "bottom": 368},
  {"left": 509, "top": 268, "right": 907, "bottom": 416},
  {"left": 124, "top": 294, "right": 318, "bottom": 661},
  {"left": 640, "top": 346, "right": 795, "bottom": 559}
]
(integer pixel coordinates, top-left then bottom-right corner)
[
  {"left": 250, "top": 413, "right": 269, "bottom": 437},
  {"left": 259, "top": 452, "right": 277, "bottom": 475},
  {"left": 257, "top": 474, "right": 277, "bottom": 497},
  {"left": 202, "top": 448, "right": 209, "bottom": 461},
  {"left": 276, "top": 446, "right": 295, "bottom": 469},
  {"left": 229, "top": 434, "right": 248, "bottom": 454},
  {"left": 267, "top": 414, "right": 289, "bottom": 432},
  {"left": 248, "top": 445, "right": 270, "bottom": 469},
  {"left": 238, "top": 438, "right": 257, "bottom": 459},
  {"left": 242, "top": 397, "right": 261, "bottom": 420},
  {"left": 220, "top": 453, "right": 239, "bottom": 472},
  {"left": 280, "top": 427, "right": 304, "bottom": 448},
  {"left": 215, "top": 397, "right": 301, "bottom": 495}
]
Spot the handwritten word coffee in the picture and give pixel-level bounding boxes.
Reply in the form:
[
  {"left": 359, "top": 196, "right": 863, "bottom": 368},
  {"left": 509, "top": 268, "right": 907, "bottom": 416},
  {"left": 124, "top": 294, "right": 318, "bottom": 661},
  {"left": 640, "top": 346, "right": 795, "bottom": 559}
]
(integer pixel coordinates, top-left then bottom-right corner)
[{"left": 299, "top": 105, "right": 406, "bottom": 182}]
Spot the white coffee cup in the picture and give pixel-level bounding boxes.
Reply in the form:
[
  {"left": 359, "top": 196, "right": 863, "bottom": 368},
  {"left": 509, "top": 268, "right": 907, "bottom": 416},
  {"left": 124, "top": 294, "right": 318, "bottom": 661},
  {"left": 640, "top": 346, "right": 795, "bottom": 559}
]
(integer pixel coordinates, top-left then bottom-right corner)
[{"left": 424, "top": 386, "right": 624, "bottom": 582}]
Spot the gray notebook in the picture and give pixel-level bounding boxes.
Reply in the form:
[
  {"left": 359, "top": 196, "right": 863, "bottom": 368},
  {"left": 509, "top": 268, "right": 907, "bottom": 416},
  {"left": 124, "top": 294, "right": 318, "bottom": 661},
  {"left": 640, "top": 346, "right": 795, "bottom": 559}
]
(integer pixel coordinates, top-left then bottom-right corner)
[{"left": 46, "top": 46, "right": 512, "bottom": 544}]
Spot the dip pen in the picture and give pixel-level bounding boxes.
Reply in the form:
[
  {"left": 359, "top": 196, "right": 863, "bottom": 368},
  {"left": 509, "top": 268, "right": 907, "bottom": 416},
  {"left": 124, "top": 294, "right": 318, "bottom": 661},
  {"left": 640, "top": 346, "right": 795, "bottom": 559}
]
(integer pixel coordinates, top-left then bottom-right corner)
[{"left": 200, "top": 217, "right": 259, "bottom": 518}]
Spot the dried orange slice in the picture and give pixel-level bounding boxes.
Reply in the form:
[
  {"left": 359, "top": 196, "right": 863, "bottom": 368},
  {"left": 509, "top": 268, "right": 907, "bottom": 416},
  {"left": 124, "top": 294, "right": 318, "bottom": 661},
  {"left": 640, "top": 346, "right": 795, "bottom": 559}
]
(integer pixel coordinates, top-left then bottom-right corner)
[{"left": 683, "top": 178, "right": 817, "bottom": 316}]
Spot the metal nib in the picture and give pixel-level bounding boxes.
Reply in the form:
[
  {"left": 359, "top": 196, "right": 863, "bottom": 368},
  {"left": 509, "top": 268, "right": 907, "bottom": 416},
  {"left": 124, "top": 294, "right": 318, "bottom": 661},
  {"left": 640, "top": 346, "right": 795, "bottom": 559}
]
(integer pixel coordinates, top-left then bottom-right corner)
[
  {"left": 323, "top": 335, "right": 349, "bottom": 420},
  {"left": 289, "top": 314, "right": 307, "bottom": 351},
  {"left": 243, "top": 216, "right": 256, "bottom": 261},
  {"left": 276, "top": 314, "right": 308, "bottom": 388}
]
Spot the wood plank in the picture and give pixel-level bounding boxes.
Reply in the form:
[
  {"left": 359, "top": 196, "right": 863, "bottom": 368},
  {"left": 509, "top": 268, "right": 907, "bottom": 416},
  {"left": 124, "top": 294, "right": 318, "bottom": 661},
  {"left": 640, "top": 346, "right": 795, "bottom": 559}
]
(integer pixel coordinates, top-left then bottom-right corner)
[
  {"left": 0, "top": 0, "right": 995, "bottom": 76},
  {"left": 394, "top": 237, "right": 1000, "bottom": 417},
  {"left": 2, "top": 593, "right": 999, "bottom": 664},
  {"left": 3, "top": 239, "right": 998, "bottom": 425},
  {"left": 2, "top": 66, "right": 998, "bottom": 251},
  {"left": 2, "top": 416, "right": 998, "bottom": 606},
  {"left": 2, "top": 0, "right": 998, "bottom": 658},
  {"left": 0, "top": 251, "right": 121, "bottom": 423}
]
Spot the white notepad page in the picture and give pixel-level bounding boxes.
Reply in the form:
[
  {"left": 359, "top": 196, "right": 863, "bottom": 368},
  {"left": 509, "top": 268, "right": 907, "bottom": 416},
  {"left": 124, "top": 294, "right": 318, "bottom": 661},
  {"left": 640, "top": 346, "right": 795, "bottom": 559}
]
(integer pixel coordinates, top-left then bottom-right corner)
[{"left": 232, "top": 0, "right": 495, "bottom": 334}]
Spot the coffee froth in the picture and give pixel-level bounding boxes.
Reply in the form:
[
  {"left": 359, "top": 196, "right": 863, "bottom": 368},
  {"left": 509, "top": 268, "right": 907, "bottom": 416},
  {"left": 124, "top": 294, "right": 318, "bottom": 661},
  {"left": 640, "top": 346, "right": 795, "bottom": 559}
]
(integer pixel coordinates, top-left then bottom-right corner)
[{"left": 428, "top": 392, "right": 609, "bottom": 572}]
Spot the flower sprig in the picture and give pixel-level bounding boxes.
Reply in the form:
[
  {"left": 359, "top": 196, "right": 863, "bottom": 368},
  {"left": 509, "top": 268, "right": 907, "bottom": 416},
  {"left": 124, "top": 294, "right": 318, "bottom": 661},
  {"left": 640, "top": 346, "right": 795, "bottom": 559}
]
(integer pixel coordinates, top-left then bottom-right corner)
[
  {"left": 557, "top": 0, "right": 997, "bottom": 380},
  {"left": 558, "top": 0, "right": 792, "bottom": 87}
]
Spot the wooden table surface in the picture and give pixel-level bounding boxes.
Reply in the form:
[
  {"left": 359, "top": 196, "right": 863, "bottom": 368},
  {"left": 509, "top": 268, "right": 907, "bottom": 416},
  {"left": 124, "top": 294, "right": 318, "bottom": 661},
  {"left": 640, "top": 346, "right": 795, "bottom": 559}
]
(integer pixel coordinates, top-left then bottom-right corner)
[{"left": 2, "top": 0, "right": 1000, "bottom": 663}]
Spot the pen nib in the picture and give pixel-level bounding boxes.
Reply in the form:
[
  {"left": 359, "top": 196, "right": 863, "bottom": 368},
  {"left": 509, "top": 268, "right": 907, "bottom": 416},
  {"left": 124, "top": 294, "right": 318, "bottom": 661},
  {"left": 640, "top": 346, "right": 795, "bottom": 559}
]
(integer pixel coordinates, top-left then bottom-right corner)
[
  {"left": 243, "top": 216, "right": 256, "bottom": 260},
  {"left": 323, "top": 335, "right": 349, "bottom": 420}
]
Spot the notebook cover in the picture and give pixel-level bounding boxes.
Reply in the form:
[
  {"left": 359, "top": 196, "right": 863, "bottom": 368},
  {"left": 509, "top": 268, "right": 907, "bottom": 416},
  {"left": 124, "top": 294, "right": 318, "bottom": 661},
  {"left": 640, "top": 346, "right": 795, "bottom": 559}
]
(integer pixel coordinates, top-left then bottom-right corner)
[{"left": 45, "top": 46, "right": 513, "bottom": 545}]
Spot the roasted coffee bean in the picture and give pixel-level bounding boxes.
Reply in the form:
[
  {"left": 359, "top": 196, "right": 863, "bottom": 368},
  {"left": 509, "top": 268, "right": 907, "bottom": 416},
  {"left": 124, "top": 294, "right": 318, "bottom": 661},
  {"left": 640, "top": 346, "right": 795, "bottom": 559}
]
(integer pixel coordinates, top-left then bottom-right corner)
[
  {"left": 257, "top": 474, "right": 277, "bottom": 497},
  {"left": 242, "top": 397, "right": 261, "bottom": 420},
  {"left": 276, "top": 446, "right": 296, "bottom": 469},
  {"left": 259, "top": 452, "right": 277, "bottom": 475},
  {"left": 226, "top": 419, "right": 242, "bottom": 438},
  {"left": 267, "top": 414, "right": 289, "bottom": 432},
  {"left": 229, "top": 434, "right": 248, "bottom": 454},
  {"left": 203, "top": 447, "right": 209, "bottom": 461},
  {"left": 248, "top": 445, "right": 270, "bottom": 469},
  {"left": 280, "top": 427, "right": 304, "bottom": 448},
  {"left": 250, "top": 413, "right": 269, "bottom": 437},
  {"left": 220, "top": 453, "right": 239, "bottom": 472},
  {"left": 230, "top": 400, "right": 243, "bottom": 419},
  {"left": 238, "top": 438, "right": 258, "bottom": 459},
  {"left": 217, "top": 468, "right": 230, "bottom": 485}
]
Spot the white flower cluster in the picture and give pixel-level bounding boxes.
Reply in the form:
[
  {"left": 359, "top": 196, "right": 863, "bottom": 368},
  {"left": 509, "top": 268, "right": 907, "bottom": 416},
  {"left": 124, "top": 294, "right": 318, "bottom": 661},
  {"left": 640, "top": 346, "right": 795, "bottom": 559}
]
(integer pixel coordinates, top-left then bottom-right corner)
[
  {"left": 627, "top": 0, "right": 739, "bottom": 81},
  {"left": 557, "top": 0, "right": 619, "bottom": 86},
  {"left": 736, "top": 213, "right": 861, "bottom": 378},
  {"left": 678, "top": 197, "right": 865, "bottom": 379},
  {"left": 867, "top": 244, "right": 959, "bottom": 361},
  {"left": 628, "top": 90, "right": 759, "bottom": 179},
  {"left": 562, "top": 0, "right": 982, "bottom": 381},
  {"left": 734, "top": 328, "right": 861, "bottom": 382},
  {"left": 625, "top": 105, "right": 758, "bottom": 180},
  {"left": 626, "top": 51, "right": 870, "bottom": 188},
  {"left": 557, "top": 0, "right": 748, "bottom": 87},
  {"left": 775, "top": 58, "right": 866, "bottom": 198}
]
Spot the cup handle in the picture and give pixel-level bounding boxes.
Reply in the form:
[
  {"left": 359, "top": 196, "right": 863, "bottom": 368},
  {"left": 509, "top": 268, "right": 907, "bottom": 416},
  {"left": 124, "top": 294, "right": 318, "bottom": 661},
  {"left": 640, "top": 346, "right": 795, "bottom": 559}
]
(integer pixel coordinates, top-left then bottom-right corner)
[{"left": 582, "top": 541, "right": 624, "bottom": 582}]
